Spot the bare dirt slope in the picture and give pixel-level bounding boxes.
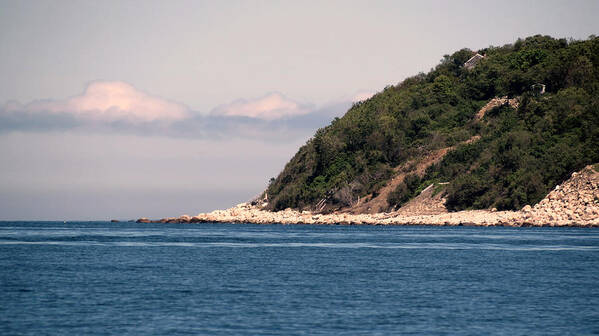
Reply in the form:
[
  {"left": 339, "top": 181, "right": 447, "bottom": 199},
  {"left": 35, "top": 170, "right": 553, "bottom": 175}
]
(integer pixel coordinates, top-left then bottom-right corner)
[
  {"left": 394, "top": 183, "right": 448, "bottom": 216},
  {"left": 344, "top": 95, "right": 515, "bottom": 215},
  {"left": 474, "top": 96, "right": 519, "bottom": 120},
  {"left": 344, "top": 135, "right": 480, "bottom": 215},
  {"left": 345, "top": 147, "right": 451, "bottom": 214}
]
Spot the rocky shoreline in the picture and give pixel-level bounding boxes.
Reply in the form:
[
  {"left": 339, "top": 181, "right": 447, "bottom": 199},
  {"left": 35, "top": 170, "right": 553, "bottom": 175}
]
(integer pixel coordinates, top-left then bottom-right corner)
[{"left": 137, "top": 165, "right": 599, "bottom": 227}]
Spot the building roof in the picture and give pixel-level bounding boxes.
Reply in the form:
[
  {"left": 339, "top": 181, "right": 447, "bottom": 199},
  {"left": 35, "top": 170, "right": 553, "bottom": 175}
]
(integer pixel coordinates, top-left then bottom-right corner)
[{"left": 464, "top": 53, "right": 484, "bottom": 69}]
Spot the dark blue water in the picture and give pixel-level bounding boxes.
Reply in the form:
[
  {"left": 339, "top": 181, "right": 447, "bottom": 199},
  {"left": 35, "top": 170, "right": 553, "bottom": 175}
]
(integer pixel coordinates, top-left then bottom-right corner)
[{"left": 1, "top": 222, "right": 598, "bottom": 335}]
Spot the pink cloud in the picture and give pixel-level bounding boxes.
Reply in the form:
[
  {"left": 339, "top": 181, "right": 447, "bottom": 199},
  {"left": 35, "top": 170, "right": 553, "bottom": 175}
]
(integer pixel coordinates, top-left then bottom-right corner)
[
  {"left": 17, "top": 81, "right": 189, "bottom": 122},
  {"left": 212, "top": 93, "right": 310, "bottom": 120},
  {"left": 351, "top": 91, "right": 375, "bottom": 103}
]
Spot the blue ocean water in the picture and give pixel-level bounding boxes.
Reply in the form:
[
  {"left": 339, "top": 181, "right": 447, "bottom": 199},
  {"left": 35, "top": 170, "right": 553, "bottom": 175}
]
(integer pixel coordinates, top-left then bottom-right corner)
[{"left": 1, "top": 222, "right": 598, "bottom": 335}]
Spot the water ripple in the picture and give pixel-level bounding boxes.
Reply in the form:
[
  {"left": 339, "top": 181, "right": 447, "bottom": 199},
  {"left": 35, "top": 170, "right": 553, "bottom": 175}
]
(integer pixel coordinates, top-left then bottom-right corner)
[{"left": 1, "top": 240, "right": 597, "bottom": 251}]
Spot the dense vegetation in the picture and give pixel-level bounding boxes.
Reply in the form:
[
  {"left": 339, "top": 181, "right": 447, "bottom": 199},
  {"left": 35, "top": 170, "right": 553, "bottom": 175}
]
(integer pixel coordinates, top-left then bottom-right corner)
[{"left": 266, "top": 35, "right": 599, "bottom": 212}]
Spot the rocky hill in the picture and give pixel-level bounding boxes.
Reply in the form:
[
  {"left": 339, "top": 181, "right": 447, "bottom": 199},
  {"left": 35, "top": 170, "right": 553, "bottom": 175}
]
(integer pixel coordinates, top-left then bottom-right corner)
[{"left": 264, "top": 35, "right": 599, "bottom": 214}]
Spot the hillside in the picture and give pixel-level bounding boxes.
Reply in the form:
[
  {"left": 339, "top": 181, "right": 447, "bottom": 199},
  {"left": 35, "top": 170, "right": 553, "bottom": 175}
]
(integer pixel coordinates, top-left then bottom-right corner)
[{"left": 264, "top": 35, "right": 599, "bottom": 213}]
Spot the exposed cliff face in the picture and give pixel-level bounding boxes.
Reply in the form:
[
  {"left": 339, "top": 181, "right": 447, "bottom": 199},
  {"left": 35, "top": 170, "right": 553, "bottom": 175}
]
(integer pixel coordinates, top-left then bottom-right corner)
[{"left": 264, "top": 35, "right": 599, "bottom": 214}]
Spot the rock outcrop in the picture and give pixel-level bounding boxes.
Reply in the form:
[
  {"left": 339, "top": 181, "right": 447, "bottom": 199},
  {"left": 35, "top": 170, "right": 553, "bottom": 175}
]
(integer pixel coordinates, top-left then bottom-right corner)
[
  {"left": 520, "top": 165, "right": 599, "bottom": 225},
  {"left": 137, "top": 165, "right": 599, "bottom": 227},
  {"left": 475, "top": 96, "right": 519, "bottom": 120},
  {"left": 394, "top": 183, "right": 448, "bottom": 216}
]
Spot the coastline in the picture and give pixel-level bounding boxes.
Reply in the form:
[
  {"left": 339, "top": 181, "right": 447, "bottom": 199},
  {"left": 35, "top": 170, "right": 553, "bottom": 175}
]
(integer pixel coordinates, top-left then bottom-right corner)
[
  {"left": 137, "top": 165, "right": 599, "bottom": 227},
  {"left": 137, "top": 205, "right": 598, "bottom": 227}
]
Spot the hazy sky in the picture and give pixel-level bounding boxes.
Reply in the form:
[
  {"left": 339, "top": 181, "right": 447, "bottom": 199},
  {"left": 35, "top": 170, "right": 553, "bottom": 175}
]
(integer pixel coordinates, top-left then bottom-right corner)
[{"left": 1, "top": 0, "right": 598, "bottom": 220}]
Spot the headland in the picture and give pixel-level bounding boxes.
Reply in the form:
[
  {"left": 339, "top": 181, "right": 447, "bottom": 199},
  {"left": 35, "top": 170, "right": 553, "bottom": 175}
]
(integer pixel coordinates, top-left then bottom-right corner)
[{"left": 138, "top": 165, "right": 599, "bottom": 227}]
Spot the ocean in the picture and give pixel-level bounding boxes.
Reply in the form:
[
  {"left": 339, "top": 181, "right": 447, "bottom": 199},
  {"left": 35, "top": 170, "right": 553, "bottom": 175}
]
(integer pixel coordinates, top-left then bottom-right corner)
[{"left": 1, "top": 221, "right": 598, "bottom": 335}]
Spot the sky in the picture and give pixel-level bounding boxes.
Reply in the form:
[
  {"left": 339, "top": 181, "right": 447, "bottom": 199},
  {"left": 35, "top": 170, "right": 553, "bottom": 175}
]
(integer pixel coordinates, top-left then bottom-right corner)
[{"left": 1, "top": 0, "right": 598, "bottom": 220}]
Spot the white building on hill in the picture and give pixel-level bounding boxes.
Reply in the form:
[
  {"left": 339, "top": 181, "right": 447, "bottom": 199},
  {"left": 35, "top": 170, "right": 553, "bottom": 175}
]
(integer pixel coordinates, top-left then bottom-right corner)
[{"left": 464, "top": 53, "right": 484, "bottom": 70}]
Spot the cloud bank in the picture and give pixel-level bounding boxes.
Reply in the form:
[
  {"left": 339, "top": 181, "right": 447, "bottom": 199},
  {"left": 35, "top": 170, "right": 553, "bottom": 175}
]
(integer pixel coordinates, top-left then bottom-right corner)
[
  {"left": 211, "top": 92, "right": 311, "bottom": 120},
  {"left": 4, "top": 81, "right": 188, "bottom": 122},
  {"left": 0, "top": 81, "right": 359, "bottom": 141}
]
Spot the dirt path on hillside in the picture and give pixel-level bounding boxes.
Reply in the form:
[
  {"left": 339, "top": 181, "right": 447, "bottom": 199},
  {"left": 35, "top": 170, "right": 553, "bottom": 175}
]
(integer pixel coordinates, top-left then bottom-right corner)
[
  {"left": 344, "top": 135, "right": 481, "bottom": 214},
  {"left": 344, "top": 147, "right": 452, "bottom": 214}
]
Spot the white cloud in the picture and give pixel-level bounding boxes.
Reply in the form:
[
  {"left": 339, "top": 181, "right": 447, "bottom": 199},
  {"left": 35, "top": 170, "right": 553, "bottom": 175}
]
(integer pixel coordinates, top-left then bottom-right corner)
[
  {"left": 211, "top": 92, "right": 310, "bottom": 120},
  {"left": 0, "top": 83, "right": 362, "bottom": 141},
  {"left": 351, "top": 91, "right": 375, "bottom": 103},
  {"left": 10, "top": 81, "right": 189, "bottom": 122}
]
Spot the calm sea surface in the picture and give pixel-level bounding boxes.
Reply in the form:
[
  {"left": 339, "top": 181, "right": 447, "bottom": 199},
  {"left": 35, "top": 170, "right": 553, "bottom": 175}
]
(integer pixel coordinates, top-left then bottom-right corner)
[{"left": 1, "top": 221, "right": 598, "bottom": 335}]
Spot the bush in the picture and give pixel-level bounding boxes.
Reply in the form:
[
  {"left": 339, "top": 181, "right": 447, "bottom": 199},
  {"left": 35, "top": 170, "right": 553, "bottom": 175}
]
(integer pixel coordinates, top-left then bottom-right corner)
[
  {"left": 387, "top": 174, "right": 421, "bottom": 209},
  {"left": 445, "top": 175, "right": 488, "bottom": 211}
]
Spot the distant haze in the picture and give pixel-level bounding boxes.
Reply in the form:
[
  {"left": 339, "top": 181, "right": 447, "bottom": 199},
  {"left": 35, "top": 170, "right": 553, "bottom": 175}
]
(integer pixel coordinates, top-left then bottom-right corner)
[{"left": 1, "top": 0, "right": 598, "bottom": 220}]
